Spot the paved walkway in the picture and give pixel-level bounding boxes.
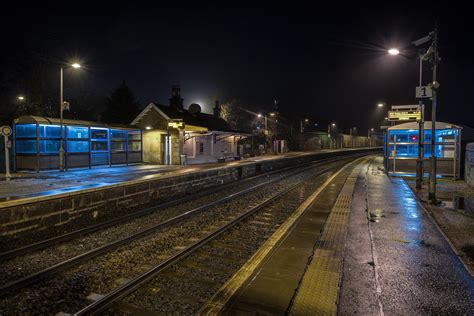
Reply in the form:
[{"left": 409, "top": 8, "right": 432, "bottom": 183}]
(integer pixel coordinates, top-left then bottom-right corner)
[
  {"left": 339, "top": 157, "right": 474, "bottom": 314},
  {"left": 0, "top": 149, "right": 371, "bottom": 204},
  {"left": 201, "top": 156, "right": 473, "bottom": 315}
]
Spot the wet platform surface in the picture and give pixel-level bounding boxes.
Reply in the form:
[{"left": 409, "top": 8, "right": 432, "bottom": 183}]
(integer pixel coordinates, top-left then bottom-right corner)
[
  {"left": 203, "top": 156, "right": 365, "bottom": 315},
  {"left": 339, "top": 157, "right": 474, "bottom": 314},
  {"left": 0, "top": 149, "right": 370, "bottom": 205},
  {"left": 203, "top": 156, "right": 474, "bottom": 315}
]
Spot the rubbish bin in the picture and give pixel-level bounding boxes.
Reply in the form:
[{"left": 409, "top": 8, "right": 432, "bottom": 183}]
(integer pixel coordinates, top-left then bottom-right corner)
[{"left": 180, "top": 154, "right": 187, "bottom": 165}]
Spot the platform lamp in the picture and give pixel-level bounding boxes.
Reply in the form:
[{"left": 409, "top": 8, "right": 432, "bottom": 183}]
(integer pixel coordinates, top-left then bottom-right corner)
[{"left": 59, "top": 62, "right": 81, "bottom": 172}]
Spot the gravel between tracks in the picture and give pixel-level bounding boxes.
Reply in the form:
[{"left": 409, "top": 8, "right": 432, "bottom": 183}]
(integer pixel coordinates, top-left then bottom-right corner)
[{"left": 0, "top": 159, "right": 355, "bottom": 315}]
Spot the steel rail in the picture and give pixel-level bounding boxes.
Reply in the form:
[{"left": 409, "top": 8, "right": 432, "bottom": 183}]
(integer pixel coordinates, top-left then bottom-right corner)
[
  {"left": 0, "top": 155, "right": 342, "bottom": 261},
  {"left": 74, "top": 160, "right": 349, "bottom": 315},
  {"left": 0, "top": 155, "right": 358, "bottom": 297}
]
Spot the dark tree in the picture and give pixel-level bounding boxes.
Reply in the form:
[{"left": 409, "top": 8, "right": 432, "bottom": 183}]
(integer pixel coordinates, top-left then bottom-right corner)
[{"left": 102, "top": 81, "right": 140, "bottom": 124}]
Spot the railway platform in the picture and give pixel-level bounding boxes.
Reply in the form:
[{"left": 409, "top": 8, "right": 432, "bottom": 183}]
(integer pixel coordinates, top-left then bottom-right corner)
[
  {"left": 0, "top": 148, "right": 371, "bottom": 203},
  {"left": 202, "top": 156, "right": 474, "bottom": 315}
]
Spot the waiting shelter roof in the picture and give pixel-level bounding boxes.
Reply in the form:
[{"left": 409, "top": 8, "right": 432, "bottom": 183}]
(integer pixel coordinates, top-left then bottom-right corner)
[
  {"left": 387, "top": 121, "right": 462, "bottom": 131},
  {"left": 14, "top": 115, "right": 139, "bottom": 130}
]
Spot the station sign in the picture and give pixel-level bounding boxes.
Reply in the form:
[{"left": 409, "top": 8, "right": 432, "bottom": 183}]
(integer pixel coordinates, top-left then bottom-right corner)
[
  {"left": 1, "top": 125, "right": 12, "bottom": 136},
  {"left": 416, "top": 86, "right": 433, "bottom": 99},
  {"left": 168, "top": 120, "right": 185, "bottom": 129},
  {"left": 388, "top": 105, "right": 421, "bottom": 122}
]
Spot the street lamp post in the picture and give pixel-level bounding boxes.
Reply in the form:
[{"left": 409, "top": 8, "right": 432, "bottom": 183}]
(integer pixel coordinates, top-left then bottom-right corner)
[
  {"left": 416, "top": 51, "right": 425, "bottom": 189},
  {"left": 328, "top": 123, "right": 336, "bottom": 148},
  {"left": 59, "top": 63, "right": 81, "bottom": 172},
  {"left": 300, "top": 118, "right": 309, "bottom": 133},
  {"left": 429, "top": 27, "right": 439, "bottom": 202}
]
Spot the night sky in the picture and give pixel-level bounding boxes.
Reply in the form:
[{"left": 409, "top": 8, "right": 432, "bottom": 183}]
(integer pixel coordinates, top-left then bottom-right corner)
[{"left": 1, "top": 3, "right": 473, "bottom": 132}]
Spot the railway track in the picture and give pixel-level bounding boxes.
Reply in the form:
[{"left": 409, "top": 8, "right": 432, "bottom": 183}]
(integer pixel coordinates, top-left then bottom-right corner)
[
  {"left": 0, "top": 158, "right": 320, "bottom": 259},
  {"left": 0, "top": 154, "right": 363, "bottom": 315},
  {"left": 75, "top": 157, "right": 362, "bottom": 315}
]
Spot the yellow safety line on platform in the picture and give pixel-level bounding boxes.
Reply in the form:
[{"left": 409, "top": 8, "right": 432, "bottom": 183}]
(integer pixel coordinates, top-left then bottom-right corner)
[
  {"left": 199, "top": 157, "right": 369, "bottom": 316},
  {"left": 289, "top": 160, "right": 365, "bottom": 316}
]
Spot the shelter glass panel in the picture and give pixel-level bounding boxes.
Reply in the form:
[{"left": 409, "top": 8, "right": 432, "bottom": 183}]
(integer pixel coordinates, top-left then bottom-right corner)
[
  {"left": 91, "top": 141, "right": 108, "bottom": 151},
  {"left": 110, "top": 129, "right": 127, "bottom": 140},
  {"left": 111, "top": 141, "right": 126, "bottom": 152},
  {"left": 128, "top": 130, "right": 141, "bottom": 140},
  {"left": 128, "top": 141, "right": 141, "bottom": 151},
  {"left": 67, "top": 126, "right": 89, "bottom": 139},
  {"left": 15, "top": 140, "right": 36, "bottom": 153},
  {"left": 67, "top": 141, "right": 89, "bottom": 153},
  {"left": 15, "top": 124, "right": 36, "bottom": 138},
  {"left": 39, "top": 124, "right": 60, "bottom": 138},
  {"left": 91, "top": 128, "right": 108, "bottom": 140},
  {"left": 39, "top": 140, "right": 60, "bottom": 153}
]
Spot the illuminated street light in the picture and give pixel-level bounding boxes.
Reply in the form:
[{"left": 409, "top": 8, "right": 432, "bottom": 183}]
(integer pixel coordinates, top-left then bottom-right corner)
[
  {"left": 331, "top": 123, "right": 336, "bottom": 127},
  {"left": 17, "top": 96, "right": 25, "bottom": 101},
  {"left": 257, "top": 114, "right": 262, "bottom": 118},
  {"left": 59, "top": 62, "right": 82, "bottom": 172},
  {"left": 377, "top": 102, "right": 384, "bottom": 107},
  {"left": 270, "top": 112, "right": 276, "bottom": 117},
  {"left": 305, "top": 118, "right": 309, "bottom": 122},
  {"left": 388, "top": 48, "right": 400, "bottom": 56}
]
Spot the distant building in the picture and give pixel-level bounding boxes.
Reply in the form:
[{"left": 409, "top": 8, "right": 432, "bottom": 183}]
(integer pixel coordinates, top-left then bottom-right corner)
[{"left": 131, "top": 86, "right": 249, "bottom": 164}]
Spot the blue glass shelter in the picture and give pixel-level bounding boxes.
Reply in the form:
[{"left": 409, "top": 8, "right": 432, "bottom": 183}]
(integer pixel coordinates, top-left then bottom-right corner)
[
  {"left": 14, "top": 116, "right": 142, "bottom": 171},
  {"left": 384, "top": 121, "right": 461, "bottom": 178}
]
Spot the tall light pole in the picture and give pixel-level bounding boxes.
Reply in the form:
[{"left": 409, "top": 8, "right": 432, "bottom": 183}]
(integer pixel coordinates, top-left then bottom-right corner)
[
  {"left": 59, "top": 62, "right": 81, "bottom": 172},
  {"left": 300, "top": 118, "right": 309, "bottom": 133},
  {"left": 429, "top": 27, "right": 439, "bottom": 202},
  {"left": 387, "top": 46, "right": 426, "bottom": 189},
  {"left": 328, "top": 122, "right": 336, "bottom": 148},
  {"left": 257, "top": 113, "right": 269, "bottom": 151},
  {"left": 416, "top": 50, "right": 425, "bottom": 189}
]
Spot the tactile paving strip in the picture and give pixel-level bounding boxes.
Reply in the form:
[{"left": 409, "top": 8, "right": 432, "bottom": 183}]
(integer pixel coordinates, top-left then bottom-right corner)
[
  {"left": 289, "top": 165, "right": 362, "bottom": 315},
  {"left": 199, "top": 159, "right": 367, "bottom": 316}
]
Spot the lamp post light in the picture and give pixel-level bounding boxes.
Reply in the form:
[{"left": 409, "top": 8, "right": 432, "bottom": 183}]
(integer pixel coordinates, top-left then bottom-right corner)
[
  {"left": 388, "top": 48, "right": 400, "bottom": 56},
  {"left": 300, "top": 118, "right": 309, "bottom": 133},
  {"left": 387, "top": 44, "right": 428, "bottom": 190},
  {"left": 328, "top": 122, "right": 336, "bottom": 148},
  {"left": 59, "top": 62, "right": 81, "bottom": 172}
]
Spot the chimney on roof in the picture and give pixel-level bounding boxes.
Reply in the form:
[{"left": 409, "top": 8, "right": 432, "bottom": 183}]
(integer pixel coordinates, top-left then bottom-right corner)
[
  {"left": 213, "top": 100, "right": 221, "bottom": 118},
  {"left": 169, "top": 85, "right": 184, "bottom": 112}
]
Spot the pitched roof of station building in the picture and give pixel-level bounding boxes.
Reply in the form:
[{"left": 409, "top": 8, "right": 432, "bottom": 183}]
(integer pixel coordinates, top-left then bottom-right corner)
[{"left": 132, "top": 102, "right": 247, "bottom": 134}]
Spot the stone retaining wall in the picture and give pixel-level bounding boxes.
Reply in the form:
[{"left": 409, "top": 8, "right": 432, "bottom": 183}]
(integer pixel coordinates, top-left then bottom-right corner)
[{"left": 0, "top": 148, "right": 378, "bottom": 238}]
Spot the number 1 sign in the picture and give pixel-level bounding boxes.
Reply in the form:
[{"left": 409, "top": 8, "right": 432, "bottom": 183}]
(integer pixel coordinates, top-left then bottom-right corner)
[{"left": 416, "top": 86, "right": 433, "bottom": 99}]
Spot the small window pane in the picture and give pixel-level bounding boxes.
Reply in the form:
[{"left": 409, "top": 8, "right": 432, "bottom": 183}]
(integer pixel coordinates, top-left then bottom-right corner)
[
  {"left": 111, "top": 141, "right": 126, "bottom": 152},
  {"left": 91, "top": 141, "right": 108, "bottom": 151},
  {"left": 16, "top": 140, "right": 36, "bottom": 153},
  {"left": 128, "top": 141, "right": 141, "bottom": 151},
  {"left": 67, "top": 126, "right": 89, "bottom": 139},
  {"left": 91, "top": 128, "right": 108, "bottom": 139},
  {"left": 128, "top": 131, "right": 141, "bottom": 140},
  {"left": 39, "top": 125, "right": 60, "bottom": 138},
  {"left": 110, "top": 129, "right": 127, "bottom": 140},
  {"left": 40, "top": 140, "right": 60, "bottom": 153},
  {"left": 67, "top": 141, "right": 89, "bottom": 153},
  {"left": 16, "top": 124, "right": 37, "bottom": 138}
]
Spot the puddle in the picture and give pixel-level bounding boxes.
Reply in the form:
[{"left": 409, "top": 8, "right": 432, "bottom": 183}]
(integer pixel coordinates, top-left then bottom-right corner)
[{"left": 369, "top": 209, "right": 385, "bottom": 222}]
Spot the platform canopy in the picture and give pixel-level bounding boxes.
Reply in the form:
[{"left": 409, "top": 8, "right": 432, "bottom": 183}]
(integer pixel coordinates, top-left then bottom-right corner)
[{"left": 387, "top": 121, "right": 462, "bottom": 131}]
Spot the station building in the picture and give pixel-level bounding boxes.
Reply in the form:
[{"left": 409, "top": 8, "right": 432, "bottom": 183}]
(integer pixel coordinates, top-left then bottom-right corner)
[
  {"left": 13, "top": 116, "right": 142, "bottom": 171},
  {"left": 384, "top": 121, "right": 462, "bottom": 178},
  {"left": 131, "top": 87, "right": 249, "bottom": 165}
]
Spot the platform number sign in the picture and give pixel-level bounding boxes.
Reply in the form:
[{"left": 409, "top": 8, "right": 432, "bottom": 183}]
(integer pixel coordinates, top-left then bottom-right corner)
[{"left": 416, "top": 86, "right": 433, "bottom": 99}]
